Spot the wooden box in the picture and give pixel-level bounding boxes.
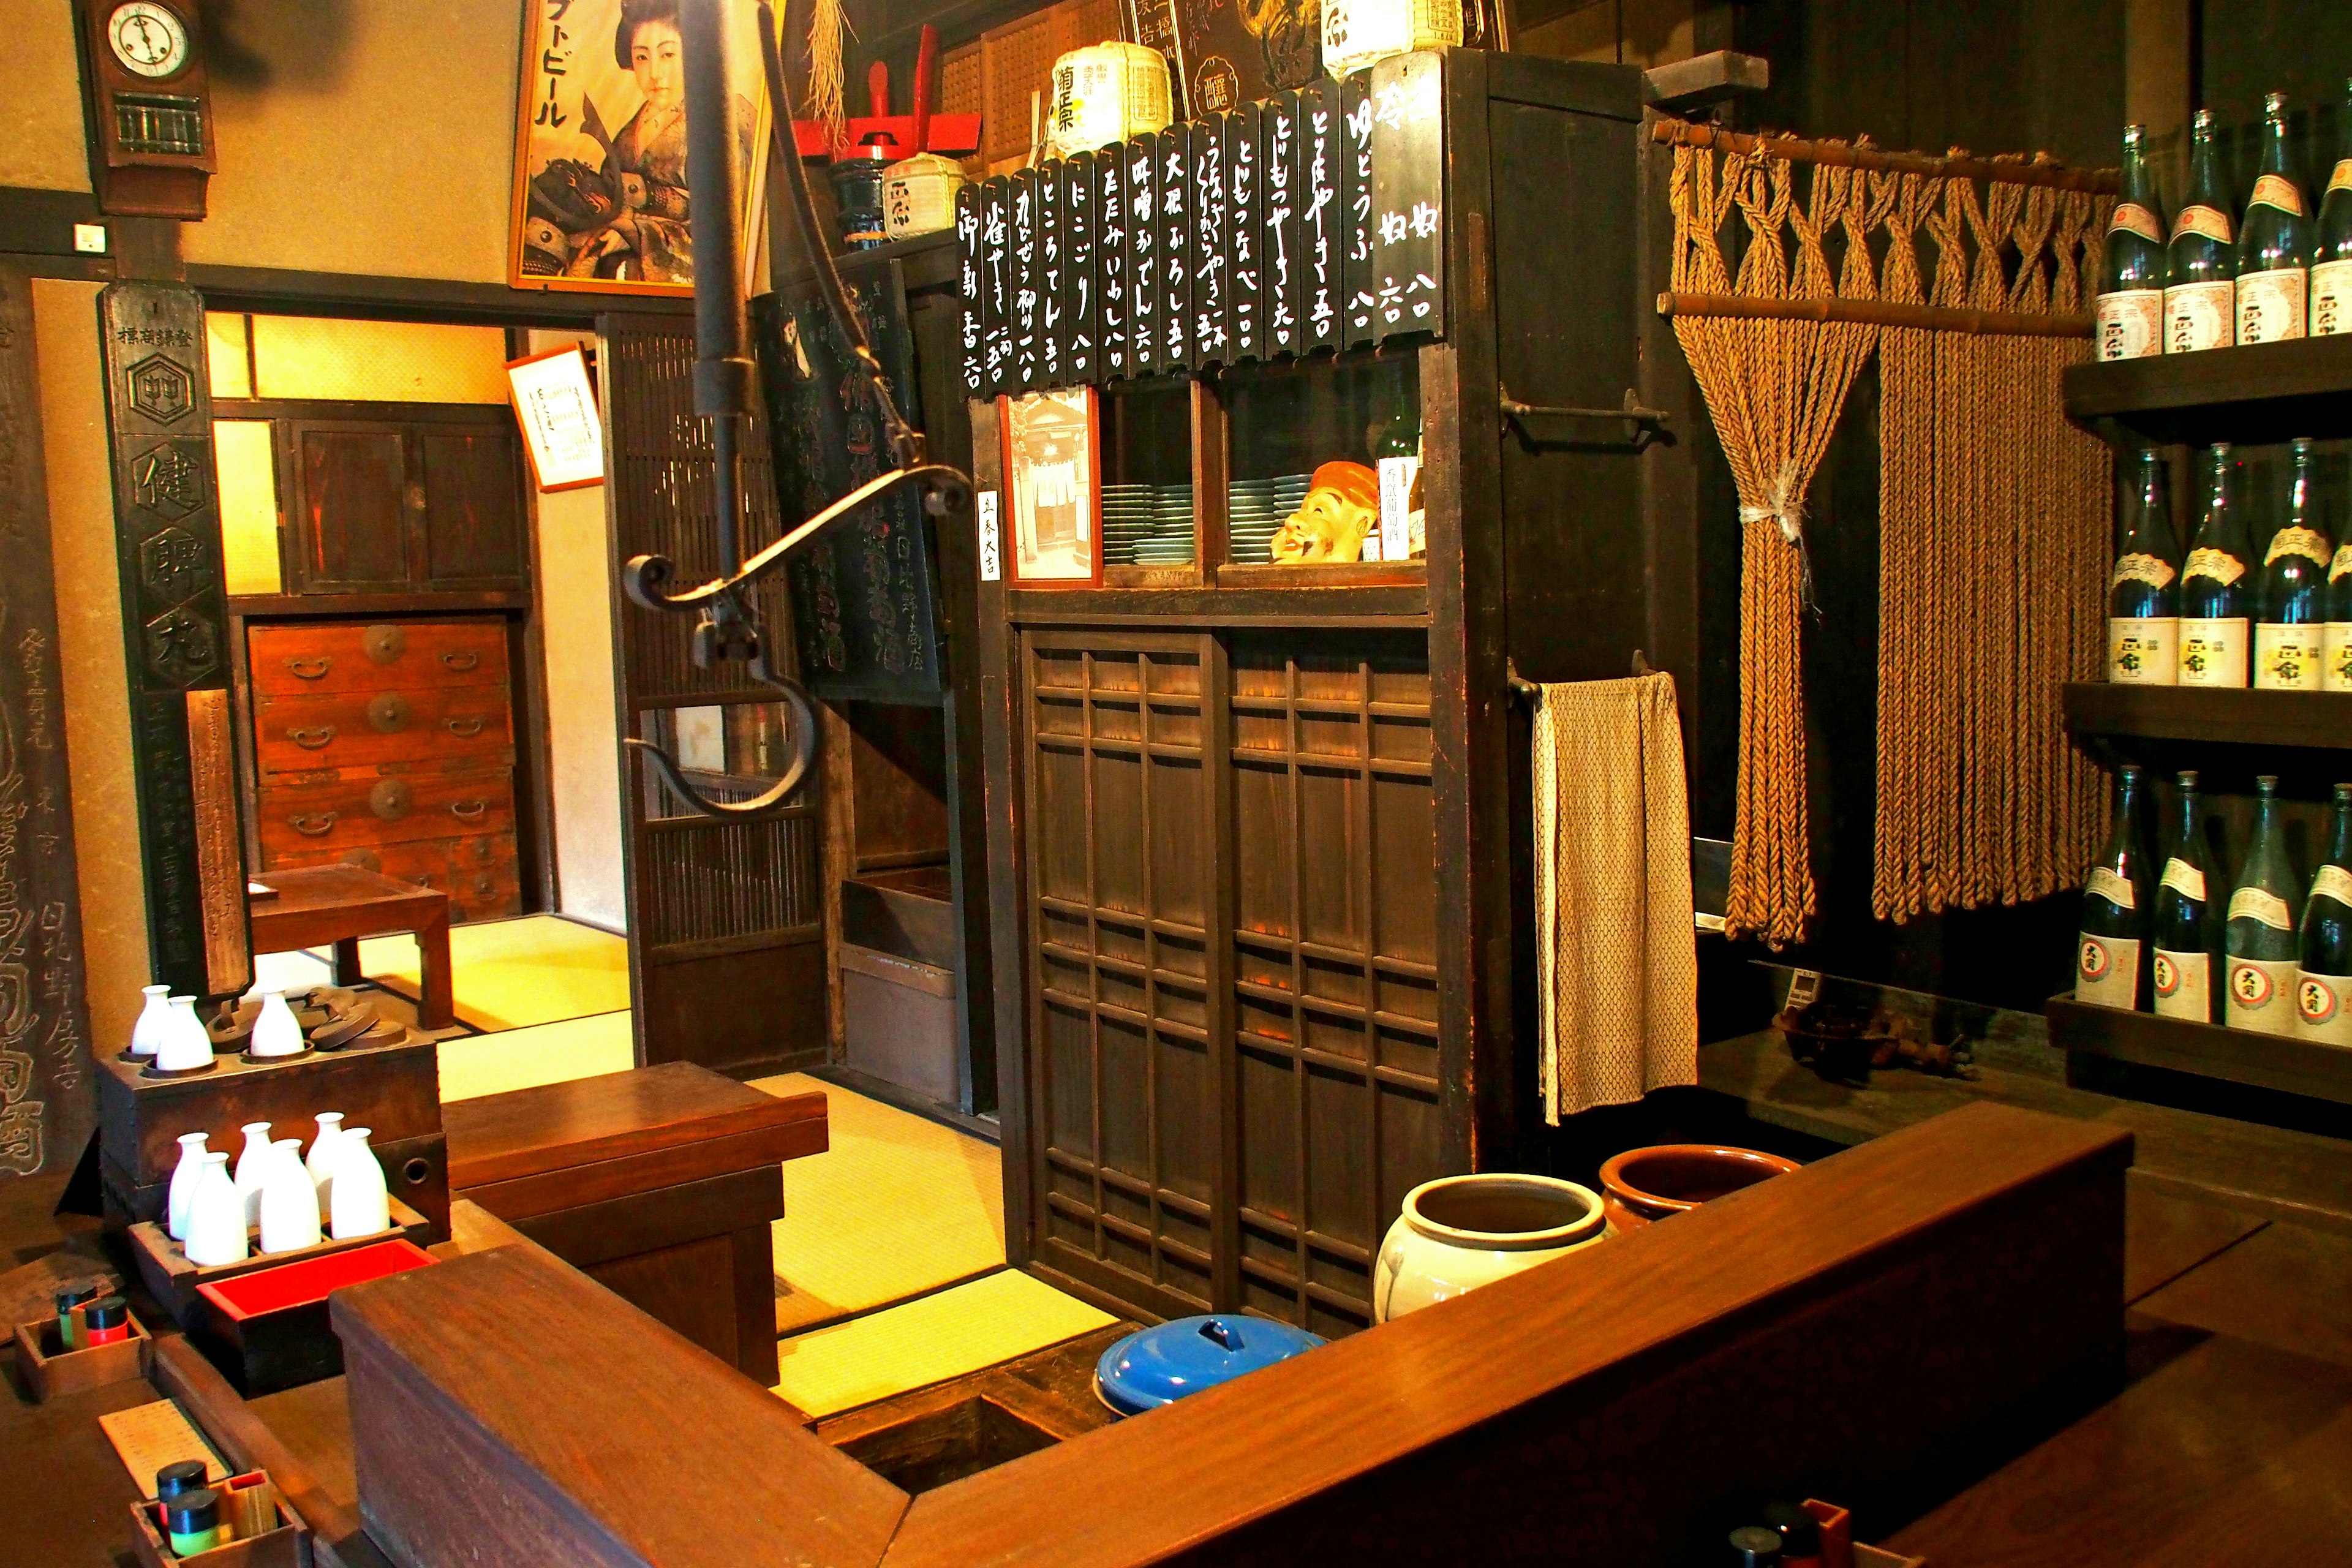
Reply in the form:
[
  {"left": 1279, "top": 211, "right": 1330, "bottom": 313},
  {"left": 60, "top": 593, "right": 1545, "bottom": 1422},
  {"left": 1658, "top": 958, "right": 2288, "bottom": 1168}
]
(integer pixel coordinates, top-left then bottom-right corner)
[
  {"left": 194, "top": 1238, "right": 438, "bottom": 1396},
  {"left": 96, "top": 1036, "right": 447, "bottom": 1238},
  {"left": 127, "top": 1198, "right": 435, "bottom": 1330},
  {"left": 127, "top": 1472, "right": 311, "bottom": 1568},
  {"left": 13, "top": 1310, "right": 153, "bottom": 1401}
]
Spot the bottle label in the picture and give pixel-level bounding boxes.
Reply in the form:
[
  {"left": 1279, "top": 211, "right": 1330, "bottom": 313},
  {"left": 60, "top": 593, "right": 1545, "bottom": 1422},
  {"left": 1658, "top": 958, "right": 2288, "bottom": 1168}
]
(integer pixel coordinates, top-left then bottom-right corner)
[
  {"left": 2300, "top": 971, "right": 2352, "bottom": 1046},
  {"left": 2095, "top": 290, "right": 2163, "bottom": 360},
  {"left": 2077, "top": 933, "right": 2143, "bottom": 1011},
  {"left": 2334, "top": 543, "right": 2352, "bottom": 583},
  {"left": 2228, "top": 957, "right": 2301, "bottom": 1035},
  {"left": 2267, "top": 527, "right": 2331, "bottom": 567},
  {"left": 2248, "top": 174, "right": 2305, "bottom": 216},
  {"left": 2237, "top": 268, "right": 2309, "bottom": 344},
  {"left": 2314, "top": 864, "right": 2352, "bottom": 908},
  {"left": 2086, "top": 865, "right": 2137, "bottom": 910},
  {"left": 2153, "top": 948, "right": 2214, "bottom": 1022},
  {"left": 2165, "top": 280, "right": 2234, "bottom": 352},
  {"left": 2229, "top": 886, "right": 2294, "bottom": 930},
  {"left": 2182, "top": 548, "right": 2247, "bottom": 586},
  {"left": 2332, "top": 160, "right": 2352, "bottom": 196},
  {"left": 2316, "top": 260, "right": 2352, "bottom": 337},
  {"left": 2255, "top": 623, "right": 2326, "bottom": 690},
  {"left": 2111, "top": 552, "right": 2176, "bottom": 590},
  {"left": 2162, "top": 857, "right": 2207, "bottom": 902},
  {"left": 2109, "top": 202, "right": 2165, "bottom": 244},
  {"left": 1376, "top": 454, "right": 1419, "bottom": 566},
  {"left": 2178, "top": 617, "right": 2248, "bottom": 686},
  {"left": 2330, "top": 623, "right": 2352, "bottom": 693},
  {"left": 2171, "top": 205, "right": 2233, "bottom": 244},
  {"left": 2108, "top": 617, "right": 2178, "bottom": 684}
]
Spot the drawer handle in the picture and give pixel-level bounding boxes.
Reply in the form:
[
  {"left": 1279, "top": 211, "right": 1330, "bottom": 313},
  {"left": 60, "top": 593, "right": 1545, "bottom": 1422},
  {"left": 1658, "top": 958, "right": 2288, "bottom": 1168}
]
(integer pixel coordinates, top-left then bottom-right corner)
[
  {"left": 440, "top": 651, "right": 480, "bottom": 673},
  {"left": 450, "top": 799, "right": 489, "bottom": 823},
  {"left": 287, "top": 725, "right": 336, "bottom": 750},
  {"left": 285, "top": 657, "right": 331, "bottom": 680},
  {"left": 445, "top": 715, "right": 486, "bottom": 738},
  {"left": 367, "top": 693, "right": 411, "bottom": 734},
  {"left": 363, "top": 625, "right": 408, "bottom": 665},
  {"left": 369, "top": 778, "right": 413, "bottom": 821},
  {"left": 472, "top": 874, "right": 496, "bottom": 895},
  {"left": 290, "top": 812, "right": 339, "bottom": 837}
]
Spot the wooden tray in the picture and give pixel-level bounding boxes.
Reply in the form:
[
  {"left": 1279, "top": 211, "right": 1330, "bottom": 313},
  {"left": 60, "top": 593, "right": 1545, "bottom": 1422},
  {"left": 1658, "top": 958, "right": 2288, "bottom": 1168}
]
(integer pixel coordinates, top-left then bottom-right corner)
[
  {"left": 13, "top": 1311, "right": 152, "bottom": 1402},
  {"left": 197, "top": 1240, "right": 438, "bottom": 1397},
  {"left": 127, "top": 1197, "right": 434, "bottom": 1329},
  {"left": 127, "top": 1472, "right": 310, "bottom": 1568},
  {"left": 2046, "top": 990, "right": 2352, "bottom": 1108}
]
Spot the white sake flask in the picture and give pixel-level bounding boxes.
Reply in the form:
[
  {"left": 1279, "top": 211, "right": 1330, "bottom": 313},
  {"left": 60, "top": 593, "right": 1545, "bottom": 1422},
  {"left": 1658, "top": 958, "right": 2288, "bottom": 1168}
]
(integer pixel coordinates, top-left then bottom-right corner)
[
  {"left": 156, "top": 996, "right": 213, "bottom": 1072},
  {"left": 258, "top": 1137, "right": 322, "bottom": 1254},
  {"left": 306, "top": 1111, "right": 346, "bottom": 1210},
  {"left": 329, "top": 1126, "right": 390, "bottom": 1240},
  {"left": 250, "top": 990, "right": 304, "bottom": 1058},
  {"left": 165, "top": 1132, "right": 209, "bottom": 1242},
  {"left": 184, "top": 1152, "right": 248, "bottom": 1267},
  {"left": 233, "top": 1121, "right": 274, "bottom": 1229},
  {"left": 130, "top": 984, "right": 172, "bottom": 1058}
]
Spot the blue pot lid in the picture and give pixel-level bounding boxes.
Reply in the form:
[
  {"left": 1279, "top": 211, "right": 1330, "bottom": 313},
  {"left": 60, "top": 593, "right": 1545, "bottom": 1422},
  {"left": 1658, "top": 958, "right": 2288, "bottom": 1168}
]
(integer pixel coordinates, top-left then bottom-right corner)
[{"left": 1095, "top": 1314, "right": 1325, "bottom": 1416}]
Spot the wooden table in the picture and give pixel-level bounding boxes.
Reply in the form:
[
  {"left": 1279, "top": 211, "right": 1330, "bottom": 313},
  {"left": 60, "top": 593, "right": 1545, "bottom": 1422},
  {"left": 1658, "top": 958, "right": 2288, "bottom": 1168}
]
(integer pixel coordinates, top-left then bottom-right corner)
[
  {"left": 442, "top": 1063, "right": 829, "bottom": 1386},
  {"left": 249, "top": 865, "right": 454, "bottom": 1030}
]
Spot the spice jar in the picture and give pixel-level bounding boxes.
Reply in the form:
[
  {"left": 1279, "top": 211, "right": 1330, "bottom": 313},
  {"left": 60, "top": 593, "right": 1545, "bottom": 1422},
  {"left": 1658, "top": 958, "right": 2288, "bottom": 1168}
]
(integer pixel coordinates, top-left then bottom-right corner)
[
  {"left": 82, "top": 1296, "right": 130, "bottom": 1347},
  {"left": 156, "top": 1460, "right": 208, "bottom": 1501},
  {"left": 164, "top": 1489, "right": 224, "bottom": 1556},
  {"left": 53, "top": 1280, "right": 100, "bottom": 1350}
]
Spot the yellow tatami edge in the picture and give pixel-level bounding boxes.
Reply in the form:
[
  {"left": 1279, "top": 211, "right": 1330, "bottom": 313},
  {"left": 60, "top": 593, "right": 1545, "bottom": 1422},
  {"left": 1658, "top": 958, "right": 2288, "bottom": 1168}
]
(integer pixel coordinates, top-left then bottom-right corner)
[{"left": 771, "top": 1268, "right": 1117, "bottom": 1419}]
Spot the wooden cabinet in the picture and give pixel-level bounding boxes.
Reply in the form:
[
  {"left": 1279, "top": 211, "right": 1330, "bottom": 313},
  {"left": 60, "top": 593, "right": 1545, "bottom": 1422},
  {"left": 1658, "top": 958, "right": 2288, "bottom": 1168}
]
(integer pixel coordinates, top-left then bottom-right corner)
[
  {"left": 286, "top": 415, "right": 528, "bottom": 595},
  {"left": 248, "top": 617, "right": 522, "bottom": 922}
]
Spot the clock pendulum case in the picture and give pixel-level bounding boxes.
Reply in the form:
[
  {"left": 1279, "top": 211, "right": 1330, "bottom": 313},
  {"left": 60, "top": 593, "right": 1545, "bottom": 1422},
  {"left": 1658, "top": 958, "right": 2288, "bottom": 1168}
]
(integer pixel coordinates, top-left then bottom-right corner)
[{"left": 75, "top": 0, "right": 217, "bottom": 220}]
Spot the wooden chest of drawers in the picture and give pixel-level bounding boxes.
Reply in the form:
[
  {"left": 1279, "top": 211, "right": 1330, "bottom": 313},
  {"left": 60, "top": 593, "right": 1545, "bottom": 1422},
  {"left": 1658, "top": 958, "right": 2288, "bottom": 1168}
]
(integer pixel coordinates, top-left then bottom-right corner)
[{"left": 249, "top": 617, "right": 522, "bottom": 922}]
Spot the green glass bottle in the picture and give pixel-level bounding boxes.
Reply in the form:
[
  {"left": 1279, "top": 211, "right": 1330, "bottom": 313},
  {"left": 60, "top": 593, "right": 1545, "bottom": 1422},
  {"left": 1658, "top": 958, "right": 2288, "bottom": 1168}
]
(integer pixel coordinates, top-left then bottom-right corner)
[
  {"left": 2226, "top": 774, "right": 2305, "bottom": 1036},
  {"left": 2298, "top": 782, "right": 2352, "bottom": 1046},
  {"left": 2315, "top": 78, "right": 2352, "bottom": 336},
  {"left": 2179, "top": 443, "right": 2251, "bottom": 686},
  {"left": 2153, "top": 771, "right": 2222, "bottom": 1023},
  {"left": 2237, "top": 91, "right": 2313, "bottom": 342},
  {"left": 2078, "top": 764, "right": 2154, "bottom": 1011},
  {"left": 2108, "top": 449, "right": 2180, "bottom": 683},
  {"left": 1368, "top": 360, "right": 1423, "bottom": 562},
  {"left": 2166, "top": 109, "right": 2238, "bottom": 353},
  {"left": 2256, "top": 438, "right": 2332, "bottom": 690},
  {"left": 2098, "top": 124, "right": 2169, "bottom": 360}
]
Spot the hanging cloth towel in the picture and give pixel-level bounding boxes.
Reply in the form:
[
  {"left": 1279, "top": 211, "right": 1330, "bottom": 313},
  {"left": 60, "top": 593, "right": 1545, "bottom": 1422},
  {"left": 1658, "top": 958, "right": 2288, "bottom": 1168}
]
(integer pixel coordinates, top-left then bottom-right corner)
[{"left": 1532, "top": 671, "right": 1698, "bottom": 1123}]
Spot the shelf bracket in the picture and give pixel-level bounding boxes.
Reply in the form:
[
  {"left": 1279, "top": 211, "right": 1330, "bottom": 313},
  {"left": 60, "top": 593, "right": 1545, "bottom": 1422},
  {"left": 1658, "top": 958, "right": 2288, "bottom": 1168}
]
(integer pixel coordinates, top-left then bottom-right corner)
[{"left": 1499, "top": 386, "right": 1673, "bottom": 451}]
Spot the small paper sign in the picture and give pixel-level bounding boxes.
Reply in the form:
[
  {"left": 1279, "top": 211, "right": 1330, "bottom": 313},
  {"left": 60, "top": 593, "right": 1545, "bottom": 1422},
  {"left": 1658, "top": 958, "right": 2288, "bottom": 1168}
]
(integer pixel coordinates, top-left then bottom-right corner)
[
  {"left": 979, "top": 491, "right": 1003, "bottom": 582},
  {"left": 505, "top": 345, "right": 606, "bottom": 492}
]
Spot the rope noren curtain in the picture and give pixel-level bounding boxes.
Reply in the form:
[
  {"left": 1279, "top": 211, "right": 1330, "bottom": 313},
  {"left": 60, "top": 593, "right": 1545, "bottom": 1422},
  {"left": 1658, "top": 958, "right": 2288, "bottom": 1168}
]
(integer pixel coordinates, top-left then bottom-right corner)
[{"left": 1665, "top": 130, "right": 2116, "bottom": 946}]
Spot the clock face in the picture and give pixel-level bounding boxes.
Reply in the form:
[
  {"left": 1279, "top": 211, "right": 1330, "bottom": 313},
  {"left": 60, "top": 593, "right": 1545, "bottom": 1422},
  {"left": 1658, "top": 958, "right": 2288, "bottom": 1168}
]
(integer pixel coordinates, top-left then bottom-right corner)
[{"left": 108, "top": 2, "right": 189, "bottom": 79}]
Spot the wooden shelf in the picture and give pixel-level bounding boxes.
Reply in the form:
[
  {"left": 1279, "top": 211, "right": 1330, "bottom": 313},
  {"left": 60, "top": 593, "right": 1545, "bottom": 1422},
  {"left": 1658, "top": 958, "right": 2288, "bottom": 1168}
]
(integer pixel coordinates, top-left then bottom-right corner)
[
  {"left": 2064, "top": 333, "right": 2352, "bottom": 447},
  {"left": 2047, "top": 992, "right": 2352, "bottom": 1108},
  {"left": 2064, "top": 682, "right": 2352, "bottom": 752}
]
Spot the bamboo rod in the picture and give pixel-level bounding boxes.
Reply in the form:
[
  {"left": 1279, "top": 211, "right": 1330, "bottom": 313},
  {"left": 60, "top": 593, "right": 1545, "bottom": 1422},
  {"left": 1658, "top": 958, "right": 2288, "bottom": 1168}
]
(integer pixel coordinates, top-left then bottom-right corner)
[
  {"left": 1656, "top": 291, "right": 2094, "bottom": 339},
  {"left": 1650, "top": 119, "right": 2121, "bottom": 195}
]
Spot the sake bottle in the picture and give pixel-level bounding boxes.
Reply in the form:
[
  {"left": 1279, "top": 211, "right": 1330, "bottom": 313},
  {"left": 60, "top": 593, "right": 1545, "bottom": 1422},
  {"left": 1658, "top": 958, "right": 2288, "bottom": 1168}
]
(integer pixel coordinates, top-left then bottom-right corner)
[
  {"left": 2256, "top": 438, "right": 2332, "bottom": 690},
  {"left": 2236, "top": 92, "right": 2313, "bottom": 343},
  {"left": 2154, "top": 771, "right": 2222, "bottom": 1022},
  {"left": 2179, "top": 443, "right": 2252, "bottom": 687},
  {"left": 2297, "top": 782, "right": 2352, "bottom": 1047},
  {"left": 2329, "top": 525, "right": 2352, "bottom": 692},
  {"left": 2078, "top": 764, "right": 2154, "bottom": 1011},
  {"left": 2226, "top": 774, "right": 2305, "bottom": 1036},
  {"left": 2098, "top": 124, "right": 2169, "bottom": 361},
  {"left": 2109, "top": 448, "right": 2180, "bottom": 683},
  {"left": 2166, "top": 109, "right": 2237, "bottom": 353},
  {"left": 2315, "top": 78, "right": 2352, "bottom": 336}
]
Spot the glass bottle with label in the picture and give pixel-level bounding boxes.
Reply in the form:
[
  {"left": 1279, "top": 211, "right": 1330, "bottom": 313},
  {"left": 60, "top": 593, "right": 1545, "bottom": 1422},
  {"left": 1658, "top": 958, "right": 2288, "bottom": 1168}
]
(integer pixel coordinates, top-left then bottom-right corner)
[
  {"left": 1368, "top": 361, "right": 1422, "bottom": 563},
  {"left": 2108, "top": 448, "right": 2180, "bottom": 682},
  {"left": 2179, "top": 443, "right": 2251, "bottom": 686},
  {"left": 2256, "top": 438, "right": 2332, "bottom": 690},
  {"left": 2166, "top": 109, "right": 2237, "bottom": 353},
  {"left": 2237, "top": 92, "right": 2313, "bottom": 344},
  {"left": 2298, "top": 783, "right": 2352, "bottom": 1047},
  {"left": 2226, "top": 774, "right": 2305, "bottom": 1036},
  {"left": 2098, "top": 124, "right": 2169, "bottom": 360},
  {"left": 2329, "top": 528, "right": 2352, "bottom": 693},
  {"left": 2078, "top": 764, "right": 2154, "bottom": 1011},
  {"left": 2310, "top": 78, "right": 2352, "bottom": 337},
  {"left": 2154, "top": 771, "right": 2221, "bottom": 1022}
]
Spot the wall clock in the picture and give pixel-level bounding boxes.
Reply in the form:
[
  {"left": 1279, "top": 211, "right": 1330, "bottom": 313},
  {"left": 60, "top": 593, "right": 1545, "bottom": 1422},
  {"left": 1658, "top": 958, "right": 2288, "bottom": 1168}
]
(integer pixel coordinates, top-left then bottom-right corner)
[{"left": 77, "top": 0, "right": 217, "bottom": 219}]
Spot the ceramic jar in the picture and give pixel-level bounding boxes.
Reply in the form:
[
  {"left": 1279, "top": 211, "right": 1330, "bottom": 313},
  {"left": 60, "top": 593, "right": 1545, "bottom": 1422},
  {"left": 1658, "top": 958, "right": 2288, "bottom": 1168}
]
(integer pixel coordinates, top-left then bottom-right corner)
[
  {"left": 130, "top": 984, "right": 172, "bottom": 1059},
  {"left": 1371, "top": 1172, "right": 1610, "bottom": 1324},
  {"left": 155, "top": 996, "right": 213, "bottom": 1073},
  {"left": 184, "top": 1153, "right": 247, "bottom": 1267},
  {"left": 165, "top": 1133, "right": 209, "bottom": 1242},
  {"left": 329, "top": 1126, "right": 390, "bottom": 1240},
  {"left": 258, "top": 1138, "right": 322, "bottom": 1254},
  {"left": 250, "top": 990, "right": 304, "bottom": 1058},
  {"left": 306, "top": 1112, "right": 346, "bottom": 1208},
  {"left": 1595, "top": 1145, "right": 1802, "bottom": 1234},
  {"left": 233, "top": 1122, "right": 274, "bottom": 1229}
]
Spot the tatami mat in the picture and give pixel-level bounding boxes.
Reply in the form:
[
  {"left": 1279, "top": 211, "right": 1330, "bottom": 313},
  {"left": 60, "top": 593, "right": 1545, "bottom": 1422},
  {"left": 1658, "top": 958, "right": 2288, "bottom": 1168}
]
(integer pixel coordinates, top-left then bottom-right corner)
[
  {"left": 750, "top": 1072, "right": 1008, "bottom": 1334},
  {"left": 437, "top": 1011, "right": 636, "bottom": 1102},
  {"left": 354, "top": 915, "right": 630, "bottom": 1031},
  {"left": 771, "top": 1269, "right": 1116, "bottom": 1418}
]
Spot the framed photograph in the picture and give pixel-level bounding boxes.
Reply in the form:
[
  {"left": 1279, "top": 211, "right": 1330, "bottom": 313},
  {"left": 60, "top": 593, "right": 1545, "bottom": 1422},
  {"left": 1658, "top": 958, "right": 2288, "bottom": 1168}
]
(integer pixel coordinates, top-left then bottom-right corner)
[
  {"left": 505, "top": 344, "right": 606, "bottom": 491},
  {"left": 1002, "top": 387, "right": 1101, "bottom": 585},
  {"left": 508, "top": 0, "right": 772, "bottom": 296}
]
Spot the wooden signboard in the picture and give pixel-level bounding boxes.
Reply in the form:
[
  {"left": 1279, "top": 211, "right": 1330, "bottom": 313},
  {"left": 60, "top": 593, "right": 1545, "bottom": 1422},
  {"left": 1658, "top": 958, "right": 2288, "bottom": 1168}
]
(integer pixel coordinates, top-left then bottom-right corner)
[
  {"left": 1226, "top": 102, "right": 1262, "bottom": 363},
  {"left": 0, "top": 266, "right": 98, "bottom": 1176},
  {"left": 1368, "top": 51, "right": 1446, "bottom": 340},
  {"left": 1340, "top": 72, "right": 1376, "bottom": 348},
  {"left": 1159, "top": 126, "right": 1193, "bottom": 372},
  {"left": 1098, "top": 148, "right": 1131, "bottom": 380},
  {"left": 1037, "top": 162, "right": 1065, "bottom": 391},
  {"left": 980, "top": 177, "right": 1011, "bottom": 394},
  {"left": 956, "top": 184, "right": 985, "bottom": 396},
  {"left": 1010, "top": 168, "right": 1040, "bottom": 393},
  {"left": 1299, "top": 79, "right": 1343, "bottom": 353},
  {"left": 1194, "top": 113, "right": 1232, "bottom": 365},
  {"left": 1127, "top": 134, "right": 1161, "bottom": 377},
  {"left": 1064, "top": 153, "right": 1099, "bottom": 384},
  {"left": 1262, "top": 92, "right": 1302, "bottom": 356}
]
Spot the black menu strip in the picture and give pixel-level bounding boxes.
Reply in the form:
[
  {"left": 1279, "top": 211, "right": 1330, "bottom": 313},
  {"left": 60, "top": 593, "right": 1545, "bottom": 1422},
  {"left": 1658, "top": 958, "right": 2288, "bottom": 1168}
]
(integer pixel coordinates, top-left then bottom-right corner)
[
  {"left": 1159, "top": 125, "right": 1193, "bottom": 372},
  {"left": 1127, "top": 132, "right": 1161, "bottom": 376},
  {"left": 1194, "top": 113, "right": 1231, "bottom": 366},
  {"left": 1010, "top": 167, "right": 1040, "bottom": 391},
  {"left": 1298, "top": 80, "right": 1342, "bottom": 355},
  {"left": 980, "top": 176, "right": 1012, "bottom": 394},
  {"left": 1261, "top": 92, "right": 1301, "bottom": 358},
  {"left": 956, "top": 183, "right": 984, "bottom": 395},
  {"left": 1065, "top": 153, "right": 1099, "bottom": 384},
  {"left": 1098, "top": 147, "right": 1131, "bottom": 379},
  {"left": 1039, "top": 156, "right": 1065, "bottom": 388},
  {"left": 1367, "top": 54, "right": 1446, "bottom": 344},
  {"left": 1225, "top": 103, "right": 1262, "bottom": 363},
  {"left": 1340, "top": 72, "right": 1375, "bottom": 349}
]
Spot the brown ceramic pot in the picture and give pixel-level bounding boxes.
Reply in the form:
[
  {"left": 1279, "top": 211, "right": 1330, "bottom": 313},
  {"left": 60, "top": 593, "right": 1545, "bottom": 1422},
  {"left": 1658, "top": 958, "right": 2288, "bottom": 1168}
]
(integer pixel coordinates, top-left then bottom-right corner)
[{"left": 1595, "top": 1144, "right": 1802, "bottom": 1232}]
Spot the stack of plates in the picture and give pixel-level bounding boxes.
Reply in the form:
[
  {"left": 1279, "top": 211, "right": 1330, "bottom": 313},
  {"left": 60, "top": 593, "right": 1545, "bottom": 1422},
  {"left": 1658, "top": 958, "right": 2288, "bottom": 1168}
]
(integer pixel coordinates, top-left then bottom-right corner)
[
  {"left": 1227, "top": 473, "right": 1311, "bottom": 564},
  {"left": 1101, "top": 482, "right": 1195, "bottom": 567}
]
